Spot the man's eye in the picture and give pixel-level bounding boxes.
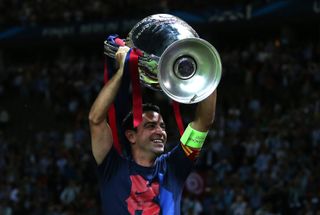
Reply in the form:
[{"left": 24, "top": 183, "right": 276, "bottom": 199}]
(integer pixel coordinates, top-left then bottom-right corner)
[{"left": 145, "top": 123, "right": 155, "bottom": 128}]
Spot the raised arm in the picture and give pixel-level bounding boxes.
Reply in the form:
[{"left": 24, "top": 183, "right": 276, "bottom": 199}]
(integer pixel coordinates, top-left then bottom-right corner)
[
  {"left": 88, "top": 46, "right": 129, "bottom": 164},
  {"left": 178, "top": 90, "right": 217, "bottom": 161},
  {"left": 190, "top": 90, "right": 217, "bottom": 132}
]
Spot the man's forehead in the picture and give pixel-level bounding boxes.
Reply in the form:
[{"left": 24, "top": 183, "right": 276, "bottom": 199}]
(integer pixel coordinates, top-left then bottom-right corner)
[{"left": 142, "top": 111, "right": 163, "bottom": 122}]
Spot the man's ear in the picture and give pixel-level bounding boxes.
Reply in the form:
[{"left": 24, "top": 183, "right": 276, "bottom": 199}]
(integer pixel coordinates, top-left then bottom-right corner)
[{"left": 125, "top": 130, "right": 136, "bottom": 144}]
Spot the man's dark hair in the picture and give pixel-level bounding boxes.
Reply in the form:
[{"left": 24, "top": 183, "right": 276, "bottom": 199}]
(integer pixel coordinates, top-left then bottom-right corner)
[
  {"left": 120, "top": 103, "right": 161, "bottom": 157},
  {"left": 122, "top": 103, "right": 161, "bottom": 131}
]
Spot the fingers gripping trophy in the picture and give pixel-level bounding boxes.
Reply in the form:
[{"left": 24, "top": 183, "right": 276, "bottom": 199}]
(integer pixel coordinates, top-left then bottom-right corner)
[{"left": 104, "top": 13, "right": 222, "bottom": 104}]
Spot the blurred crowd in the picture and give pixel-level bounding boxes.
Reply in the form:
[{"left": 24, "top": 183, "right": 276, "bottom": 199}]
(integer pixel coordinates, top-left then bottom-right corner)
[
  {"left": 0, "top": 0, "right": 274, "bottom": 29},
  {"left": 182, "top": 38, "right": 320, "bottom": 215},
  {"left": 0, "top": 25, "right": 319, "bottom": 215}
]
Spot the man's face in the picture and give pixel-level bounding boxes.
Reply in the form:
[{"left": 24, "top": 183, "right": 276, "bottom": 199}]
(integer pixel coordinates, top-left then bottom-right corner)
[{"left": 132, "top": 111, "right": 167, "bottom": 155}]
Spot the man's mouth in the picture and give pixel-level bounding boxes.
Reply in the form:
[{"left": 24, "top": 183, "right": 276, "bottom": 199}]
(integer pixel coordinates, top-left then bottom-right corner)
[{"left": 151, "top": 139, "right": 164, "bottom": 144}]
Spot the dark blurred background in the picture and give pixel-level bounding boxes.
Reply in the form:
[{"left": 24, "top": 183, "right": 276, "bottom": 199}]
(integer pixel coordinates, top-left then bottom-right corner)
[{"left": 0, "top": 0, "right": 319, "bottom": 214}]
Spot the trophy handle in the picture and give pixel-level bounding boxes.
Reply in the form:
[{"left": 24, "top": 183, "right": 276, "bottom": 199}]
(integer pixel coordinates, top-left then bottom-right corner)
[
  {"left": 104, "top": 38, "right": 162, "bottom": 91},
  {"left": 103, "top": 36, "right": 125, "bottom": 59}
]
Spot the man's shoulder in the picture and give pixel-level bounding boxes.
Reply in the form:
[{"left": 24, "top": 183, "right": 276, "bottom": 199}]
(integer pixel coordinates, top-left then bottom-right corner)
[
  {"left": 97, "top": 146, "right": 129, "bottom": 177},
  {"left": 155, "top": 143, "right": 194, "bottom": 168}
]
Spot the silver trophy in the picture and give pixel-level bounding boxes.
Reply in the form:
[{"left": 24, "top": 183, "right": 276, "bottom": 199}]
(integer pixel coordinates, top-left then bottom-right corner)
[{"left": 104, "top": 14, "right": 222, "bottom": 104}]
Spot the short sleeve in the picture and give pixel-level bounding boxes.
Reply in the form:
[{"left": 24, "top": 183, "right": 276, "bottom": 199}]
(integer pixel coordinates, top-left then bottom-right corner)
[
  {"left": 97, "top": 146, "right": 124, "bottom": 182},
  {"left": 165, "top": 143, "right": 194, "bottom": 183}
]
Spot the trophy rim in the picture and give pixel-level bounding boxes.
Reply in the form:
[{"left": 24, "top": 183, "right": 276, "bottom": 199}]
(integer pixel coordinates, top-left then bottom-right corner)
[{"left": 158, "top": 38, "right": 222, "bottom": 104}]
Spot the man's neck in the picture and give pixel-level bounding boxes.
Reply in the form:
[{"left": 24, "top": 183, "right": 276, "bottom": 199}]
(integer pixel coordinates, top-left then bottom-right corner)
[{"left": 131, "top": 151, "right": 156, "bottom": 167}]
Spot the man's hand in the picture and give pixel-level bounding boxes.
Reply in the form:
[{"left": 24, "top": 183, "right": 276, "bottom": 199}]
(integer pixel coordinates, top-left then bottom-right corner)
[{"left": 115, "top": 46, "right": 130, "bottom": 74}]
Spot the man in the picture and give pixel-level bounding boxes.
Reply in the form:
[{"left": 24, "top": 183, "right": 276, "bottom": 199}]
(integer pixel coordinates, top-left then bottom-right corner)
[{"left": 88, "top": 46, "right": 217, "bottom": 214}]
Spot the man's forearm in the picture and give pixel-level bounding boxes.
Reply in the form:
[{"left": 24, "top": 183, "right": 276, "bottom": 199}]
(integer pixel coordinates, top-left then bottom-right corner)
[
  {"left": 88, "top": 70, "right": 122, "bottom": 125},
  {"left": 191, "top": 90, "right": 217, "bottom": 131},
  {"left": 89, "top": 46, "right": 128, "bottom": 125}
]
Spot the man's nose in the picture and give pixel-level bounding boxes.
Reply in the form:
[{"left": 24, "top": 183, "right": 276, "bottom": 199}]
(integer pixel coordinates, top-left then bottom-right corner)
[{"left": 154, "top": 125, "right": 164, "bottom": 133}]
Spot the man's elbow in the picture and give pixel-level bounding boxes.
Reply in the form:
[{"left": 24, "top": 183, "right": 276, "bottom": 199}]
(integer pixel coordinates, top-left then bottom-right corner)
[
  {"left": 203, "top": 120, "right": 214, "bottom": 131},
  {"left": 202, "top": 113, "right": 216, "bottom": 130},
  {"left": 192, "top": 117, "right": 214, "bottom": 132},
  {"left": 88, "top": 111, "right": 104, "bottom": 125}
]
